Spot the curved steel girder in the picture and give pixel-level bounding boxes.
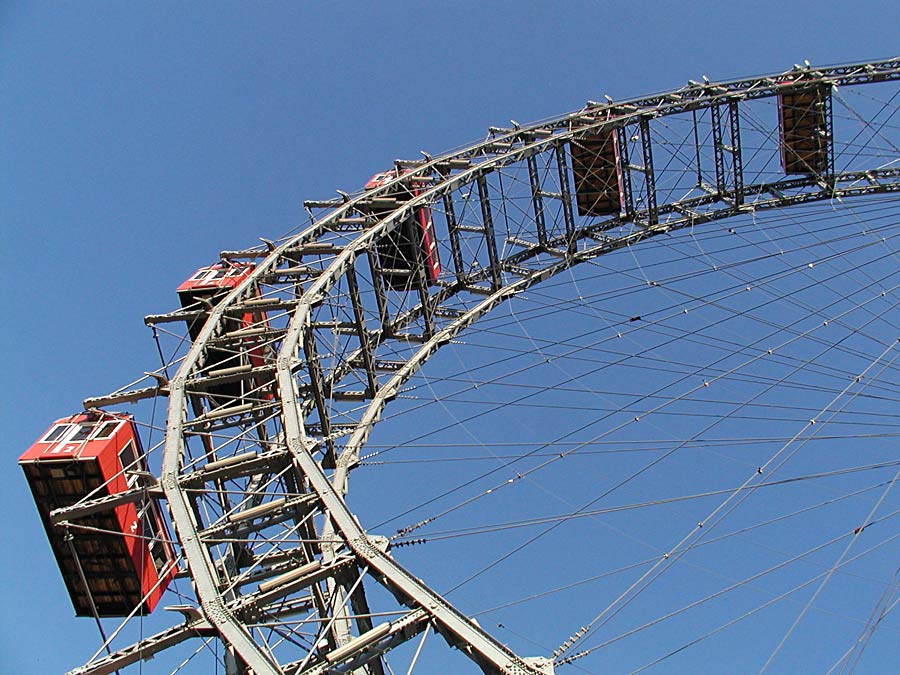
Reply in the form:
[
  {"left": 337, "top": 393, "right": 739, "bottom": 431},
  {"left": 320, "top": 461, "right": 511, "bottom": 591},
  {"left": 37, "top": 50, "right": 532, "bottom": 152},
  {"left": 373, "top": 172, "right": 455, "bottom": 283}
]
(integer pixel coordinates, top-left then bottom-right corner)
[
  {"left": 332, "top": 171, "right": 900, "bottom": 481},
  {"left": 151, "top": 60, "right": 900, "bottom": 674}
]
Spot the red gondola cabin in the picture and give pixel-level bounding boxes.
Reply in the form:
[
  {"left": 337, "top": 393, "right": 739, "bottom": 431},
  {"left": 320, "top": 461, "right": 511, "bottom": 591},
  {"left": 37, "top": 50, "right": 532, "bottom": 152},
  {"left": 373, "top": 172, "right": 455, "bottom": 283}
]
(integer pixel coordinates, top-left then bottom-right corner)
[
  {"left": 177, "top": 261, "right": 272, "bottom": 402},
  {"left": 176, "top": 260, "right": 258, "bottom": 341},
  {"left": 365, "top": 170, "right": 441, "bottom": 290},
  {"left": 19, "top": 412, "right": 176, "bottom": 616},
  {"left": 777, "top": 83, "right": 830, "bottom": 176},
  {"left": 570, "top": 129, "right": 624, "bottom": 218}
]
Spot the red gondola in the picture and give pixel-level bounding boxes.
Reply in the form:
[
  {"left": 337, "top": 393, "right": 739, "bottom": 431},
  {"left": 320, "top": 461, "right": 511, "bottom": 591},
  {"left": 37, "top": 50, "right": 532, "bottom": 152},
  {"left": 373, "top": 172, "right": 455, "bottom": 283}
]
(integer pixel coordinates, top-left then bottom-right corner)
[
  {"left": 19, "top": 412, "right": 176, "bottom": 616},
  {"left": 365, "top": 170, "right": 441, "bottom": 289},
  {"left": 177, "top": 261, "right": 272, "bottom": 402},
  {"left": 570, "top": 129, "right": 624, "bottom": 218},
  {"left": 176, "top": 260, "right": 258, "bottom": 340},
  {"left": 777, "top": 83, "right": 830, "bottom": 175}
]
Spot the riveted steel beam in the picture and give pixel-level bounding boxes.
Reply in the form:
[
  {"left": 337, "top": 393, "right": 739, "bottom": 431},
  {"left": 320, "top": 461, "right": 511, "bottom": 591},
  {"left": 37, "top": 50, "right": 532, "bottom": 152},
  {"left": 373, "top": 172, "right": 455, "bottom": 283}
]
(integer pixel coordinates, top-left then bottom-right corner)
[{"left": 132, "top": 59, "right": 898, "bottom": 675}]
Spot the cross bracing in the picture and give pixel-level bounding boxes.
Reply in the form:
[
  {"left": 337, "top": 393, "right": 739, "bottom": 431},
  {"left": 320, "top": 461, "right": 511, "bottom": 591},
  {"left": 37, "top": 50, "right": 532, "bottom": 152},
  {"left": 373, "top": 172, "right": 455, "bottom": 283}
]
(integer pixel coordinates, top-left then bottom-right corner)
[{"left": 53, "top": 58, "right": 900, "bottom": 675}]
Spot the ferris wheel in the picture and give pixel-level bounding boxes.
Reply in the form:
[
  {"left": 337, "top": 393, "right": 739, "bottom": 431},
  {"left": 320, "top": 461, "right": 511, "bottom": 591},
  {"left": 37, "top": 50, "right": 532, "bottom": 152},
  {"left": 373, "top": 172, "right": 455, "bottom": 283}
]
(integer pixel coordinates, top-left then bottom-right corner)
[{"left": 20, "top": 58, "right": 900, "bottom": 674}]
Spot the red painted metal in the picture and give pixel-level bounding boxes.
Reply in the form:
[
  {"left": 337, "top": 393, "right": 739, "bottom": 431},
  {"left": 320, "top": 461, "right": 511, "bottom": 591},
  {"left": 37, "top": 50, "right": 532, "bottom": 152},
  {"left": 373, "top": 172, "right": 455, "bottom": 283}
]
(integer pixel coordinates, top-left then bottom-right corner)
[
  {"left": 365, "top": 170, "right": 441, "bottom": 289},
  {"left": 19, "top": 412, "right": 176, "bottom": 616},
  {"left": 178, "top": 261, "right": 274, "bottom": 401},
  {"left": 176, "top": 260, "right": 255, "bottom": 296}
]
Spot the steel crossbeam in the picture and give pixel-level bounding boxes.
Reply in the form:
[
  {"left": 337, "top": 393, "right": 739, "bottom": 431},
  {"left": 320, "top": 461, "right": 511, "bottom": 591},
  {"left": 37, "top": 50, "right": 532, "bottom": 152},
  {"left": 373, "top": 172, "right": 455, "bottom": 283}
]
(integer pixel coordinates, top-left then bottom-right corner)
[{"left": 66, "top": 59, "right": 899, "bottom": 675}]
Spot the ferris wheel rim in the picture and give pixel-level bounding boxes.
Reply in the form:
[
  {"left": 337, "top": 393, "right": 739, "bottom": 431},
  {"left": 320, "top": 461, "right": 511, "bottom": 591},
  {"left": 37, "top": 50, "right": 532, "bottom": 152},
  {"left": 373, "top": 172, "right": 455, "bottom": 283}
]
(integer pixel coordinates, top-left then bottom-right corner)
[
  {"left": 66, "top": 57, "right": 900, "bottom": 675},
  {"left": 167, "top": 57, "right": 900, "bottom": 675}
]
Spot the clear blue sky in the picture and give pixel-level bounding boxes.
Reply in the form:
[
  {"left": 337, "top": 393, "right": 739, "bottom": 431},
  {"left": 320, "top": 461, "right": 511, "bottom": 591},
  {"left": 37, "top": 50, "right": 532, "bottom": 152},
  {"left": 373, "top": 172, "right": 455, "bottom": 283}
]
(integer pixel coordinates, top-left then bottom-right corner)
[{"left": 2, "top": 2, "right": 898, "bottom": 673}]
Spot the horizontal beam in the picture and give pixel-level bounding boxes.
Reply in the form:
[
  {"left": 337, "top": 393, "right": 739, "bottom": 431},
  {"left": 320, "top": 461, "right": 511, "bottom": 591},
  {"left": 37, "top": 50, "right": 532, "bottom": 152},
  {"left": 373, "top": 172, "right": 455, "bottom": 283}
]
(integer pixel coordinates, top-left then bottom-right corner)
[
  {"left": 83, "top": 384, "right": 167, "bottom": 408},
  {"left": 50, "top": 484, "right": 164, "bottom": 525},
  {"left": 67, "top": 617, "right": 214, "bottom": 675}
]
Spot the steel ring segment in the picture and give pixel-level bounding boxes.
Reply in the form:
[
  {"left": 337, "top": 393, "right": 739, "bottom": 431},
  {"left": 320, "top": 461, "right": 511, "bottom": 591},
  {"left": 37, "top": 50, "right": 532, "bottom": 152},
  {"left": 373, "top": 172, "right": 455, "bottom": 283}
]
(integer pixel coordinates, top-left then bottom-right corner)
[{"left": 161, "top": 58, "right": 900, "bottom": 674}]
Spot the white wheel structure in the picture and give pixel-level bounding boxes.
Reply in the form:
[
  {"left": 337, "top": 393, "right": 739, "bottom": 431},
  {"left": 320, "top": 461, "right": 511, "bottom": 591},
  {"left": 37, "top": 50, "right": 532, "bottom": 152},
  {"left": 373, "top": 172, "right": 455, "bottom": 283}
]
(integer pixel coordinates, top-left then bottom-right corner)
[{"left": 51, "top": 59, "right": 900, "bottom": 674}]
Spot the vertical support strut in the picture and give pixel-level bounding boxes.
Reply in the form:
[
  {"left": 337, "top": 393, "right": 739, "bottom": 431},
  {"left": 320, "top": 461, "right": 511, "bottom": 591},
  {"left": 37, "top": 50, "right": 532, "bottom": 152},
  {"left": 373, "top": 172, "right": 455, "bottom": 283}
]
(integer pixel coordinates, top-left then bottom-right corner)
[
  {"left": 729, "top": 98, "right": 744, "bottom": 205},
  {"left": 554, "top": 144, "right": 577, "bottom": 252},
  {"left": 712, "top": 99, "right": 745, "bottom": 205},
  {"left": 823, "top": 87, "right": 835, "bottom": 188},
  {"left": 302, "top": 324, "right": 336, "bottom": 466},
  {"left": 345, "top": 264, "right": 378, "bottom": 397},
  {"left": 442, "top": 192, "right": 466, "bottom": 284},
  {"left": 615, "top": 125, "right": 635, "bottom": 221},
  {"left": 639, "top": 116, "right": 658, "bottom": 226},
  {"left": 692, "top": 109, "right": 704, "bottom": 188},
  {"left": 711, "top": 103, "right": 727, "bottom": 198},
  {"left": 527, "top": 153, "right": 548, "bottom": 247},
  {"left": 476, "top": 175, "right": 502, "bottom": 290}
]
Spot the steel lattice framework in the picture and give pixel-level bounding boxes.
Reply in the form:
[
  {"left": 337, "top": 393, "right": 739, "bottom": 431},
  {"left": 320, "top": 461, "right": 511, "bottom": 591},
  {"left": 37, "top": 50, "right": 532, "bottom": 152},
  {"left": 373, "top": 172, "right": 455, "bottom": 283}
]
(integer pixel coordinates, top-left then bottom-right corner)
[{"left": 49, "top": 58, "right": 900, "bottom": 675}]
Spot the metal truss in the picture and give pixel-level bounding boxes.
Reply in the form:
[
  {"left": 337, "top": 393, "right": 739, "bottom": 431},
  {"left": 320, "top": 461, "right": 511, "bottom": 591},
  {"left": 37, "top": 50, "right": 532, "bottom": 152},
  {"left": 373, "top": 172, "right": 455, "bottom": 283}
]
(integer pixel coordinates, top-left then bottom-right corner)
[{"left": 62, "top": 58, "right": 900, "bottom": 675}]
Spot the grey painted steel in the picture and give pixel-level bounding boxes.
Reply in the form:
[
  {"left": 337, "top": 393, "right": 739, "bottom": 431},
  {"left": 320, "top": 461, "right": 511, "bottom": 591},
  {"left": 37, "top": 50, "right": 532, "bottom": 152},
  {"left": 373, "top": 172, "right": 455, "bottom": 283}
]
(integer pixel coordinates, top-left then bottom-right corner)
[
  {"left": 69, "top": 617, "right": 215, "bottom": 675},
  {"left": 68, "top": 59, "right": 900, "bottom": 675}
]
